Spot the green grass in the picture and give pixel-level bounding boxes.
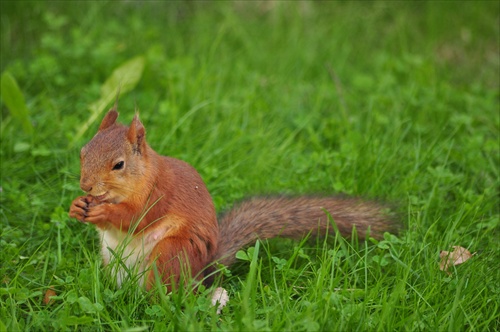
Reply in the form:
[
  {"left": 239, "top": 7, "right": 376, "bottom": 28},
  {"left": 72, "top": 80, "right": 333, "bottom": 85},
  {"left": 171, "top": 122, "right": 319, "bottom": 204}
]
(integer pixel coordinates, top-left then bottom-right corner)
[{"left": 1, "top": 1, "right": 499, "bottom": 330}]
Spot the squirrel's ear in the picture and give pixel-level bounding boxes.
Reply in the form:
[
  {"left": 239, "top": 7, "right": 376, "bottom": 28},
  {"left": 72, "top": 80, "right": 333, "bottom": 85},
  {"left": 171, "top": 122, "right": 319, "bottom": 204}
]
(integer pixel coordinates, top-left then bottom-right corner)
[
  {"left": 127, "top": 113, "right": 145, "bottom": 154},
  {"left": 99, "top": 110, "right": 119, "bottom": 132}
]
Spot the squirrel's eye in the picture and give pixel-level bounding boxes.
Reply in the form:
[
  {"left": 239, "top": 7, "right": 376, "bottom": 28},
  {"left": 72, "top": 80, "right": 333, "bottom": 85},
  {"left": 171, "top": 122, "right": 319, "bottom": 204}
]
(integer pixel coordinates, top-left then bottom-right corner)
[{"left": 113, "top": 161, "right": 124, "bottom": 170}]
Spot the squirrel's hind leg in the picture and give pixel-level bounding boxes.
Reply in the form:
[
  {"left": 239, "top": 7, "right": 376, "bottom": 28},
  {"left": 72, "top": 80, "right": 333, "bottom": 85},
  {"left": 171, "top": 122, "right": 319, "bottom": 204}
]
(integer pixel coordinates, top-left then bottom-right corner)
[{"left": 145, "top": 236, "right": 209, "bottom": 293}]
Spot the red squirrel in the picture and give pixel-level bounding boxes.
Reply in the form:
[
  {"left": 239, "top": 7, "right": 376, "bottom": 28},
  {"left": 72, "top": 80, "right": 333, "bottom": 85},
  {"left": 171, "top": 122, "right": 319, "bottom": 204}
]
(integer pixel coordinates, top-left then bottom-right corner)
[{"left": 69, "top": 108, "right": 397, "bottom": 291}]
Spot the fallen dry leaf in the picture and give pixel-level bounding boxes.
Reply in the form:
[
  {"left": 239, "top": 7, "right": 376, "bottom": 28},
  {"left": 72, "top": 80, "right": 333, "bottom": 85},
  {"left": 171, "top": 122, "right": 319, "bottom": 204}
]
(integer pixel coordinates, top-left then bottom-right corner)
[
  {"left": 43, "top": 287, "right": 57, "bottom": 305},
  {"left": 439, "top": 246, "right": 476, "bottom": 275}
]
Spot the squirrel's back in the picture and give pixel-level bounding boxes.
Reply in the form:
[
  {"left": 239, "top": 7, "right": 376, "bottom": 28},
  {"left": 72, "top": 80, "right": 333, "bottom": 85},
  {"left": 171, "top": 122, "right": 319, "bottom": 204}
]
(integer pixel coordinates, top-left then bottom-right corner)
[{"left": 215, "top": 196, "right": 397, "bottom": 266}]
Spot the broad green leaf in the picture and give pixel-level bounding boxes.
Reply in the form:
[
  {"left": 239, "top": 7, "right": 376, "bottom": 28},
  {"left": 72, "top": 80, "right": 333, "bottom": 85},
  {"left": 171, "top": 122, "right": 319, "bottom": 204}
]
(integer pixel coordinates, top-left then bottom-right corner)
[
  {"left": 236, "top": 246, "right": 256, "bottom": 261},
  {"left": 235, "top": 250, "right": 250, "bottom": 261},
  {"left": 0, "top": 318, "right": 7, "bottom": 332},
  {"left": 72, "top": 56, "right": 145, "bottom": 144},
  {"left": 66, "top": 289, "right": 78, "bottom": 303},
  {"left": 0, "top": 71, "right": 33, "bottom": 135},
  {"left": 13, "top": 142, "right": 31, "bottom": 153},
  {"left": 78, "top": 296, "right": 100, "bottom": 313}
]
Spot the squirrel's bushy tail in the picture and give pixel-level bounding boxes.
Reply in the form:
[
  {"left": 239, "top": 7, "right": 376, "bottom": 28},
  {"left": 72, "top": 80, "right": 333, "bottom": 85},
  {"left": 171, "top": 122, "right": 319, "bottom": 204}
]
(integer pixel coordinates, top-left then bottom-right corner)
[{"left": 214, "top": 196, "right": 398, "bottom": 266}]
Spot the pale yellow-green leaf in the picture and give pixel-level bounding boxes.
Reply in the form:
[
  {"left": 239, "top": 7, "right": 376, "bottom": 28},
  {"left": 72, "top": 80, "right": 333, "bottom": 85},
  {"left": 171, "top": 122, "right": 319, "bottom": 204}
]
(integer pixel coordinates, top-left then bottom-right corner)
[
  {"left": 1, "top": 71, "right": 34, "bottom": 135},
  {"left": 100, "top": 55, "right": 145, "bottom": 99},
  {"left": 72, "top": 56, "right": 145, "bottom": 145}
]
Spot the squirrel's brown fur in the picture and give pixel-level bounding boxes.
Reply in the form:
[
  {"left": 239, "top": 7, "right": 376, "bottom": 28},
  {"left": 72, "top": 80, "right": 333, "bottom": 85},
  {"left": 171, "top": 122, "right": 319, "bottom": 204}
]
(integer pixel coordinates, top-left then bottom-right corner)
[
  {"left": 69, "top": 109, "right": 397, "bottom": 291},
  {"left": 216, "top": 196, "right": 394, "bottom": 266}
]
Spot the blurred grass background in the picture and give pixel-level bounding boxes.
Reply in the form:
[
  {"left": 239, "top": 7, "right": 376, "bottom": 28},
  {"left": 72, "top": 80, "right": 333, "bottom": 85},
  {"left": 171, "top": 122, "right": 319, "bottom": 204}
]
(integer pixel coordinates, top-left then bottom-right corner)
[{"left": 1, "top": 1, "right": 499, "bottom": 330}]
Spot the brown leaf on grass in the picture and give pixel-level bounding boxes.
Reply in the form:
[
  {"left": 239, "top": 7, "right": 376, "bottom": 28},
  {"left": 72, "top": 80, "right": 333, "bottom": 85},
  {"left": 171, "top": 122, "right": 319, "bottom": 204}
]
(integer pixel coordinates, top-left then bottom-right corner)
[
  {"left": 43, "top": 287, "right": 57, "bottom": 305},
  {"left": 439, "top": 246, "right": 476, "bottom": 274}
]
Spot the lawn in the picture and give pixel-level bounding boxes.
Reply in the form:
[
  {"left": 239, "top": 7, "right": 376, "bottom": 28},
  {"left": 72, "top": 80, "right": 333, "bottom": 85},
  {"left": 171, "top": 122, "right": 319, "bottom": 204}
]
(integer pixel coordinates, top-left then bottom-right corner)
[{"left": 1, "top": 1, "right": 499, "bottom": 331}]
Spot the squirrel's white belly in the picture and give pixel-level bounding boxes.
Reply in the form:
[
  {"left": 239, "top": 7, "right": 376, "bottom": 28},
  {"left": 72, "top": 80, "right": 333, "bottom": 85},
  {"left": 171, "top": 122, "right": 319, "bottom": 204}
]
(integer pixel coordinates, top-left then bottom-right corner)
[{"left": 97, "top": 227, "right": 167, "bottom": 287}]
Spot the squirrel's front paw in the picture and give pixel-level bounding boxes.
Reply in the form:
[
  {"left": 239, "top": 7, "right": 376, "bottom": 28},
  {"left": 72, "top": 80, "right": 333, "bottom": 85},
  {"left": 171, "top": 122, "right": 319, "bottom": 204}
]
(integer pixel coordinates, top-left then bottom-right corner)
[
  {"left": 85, "top": 195, "right": 100, "bottom": 208},
  {"left": 69, "top": 196, "right": 90, "bottom": 222},
  {"left": 84, "top": 203, "right": 110, "bottom": 224}
]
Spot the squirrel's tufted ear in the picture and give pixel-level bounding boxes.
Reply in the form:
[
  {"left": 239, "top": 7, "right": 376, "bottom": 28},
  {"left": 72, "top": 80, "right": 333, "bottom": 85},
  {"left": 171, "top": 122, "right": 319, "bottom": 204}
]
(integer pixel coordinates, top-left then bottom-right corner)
[
  {"left": 99, "top": 110, "right": 119, "bottom": 132},
  {"left": 127, "top": 113, "right": 145, "bottom": 154}
]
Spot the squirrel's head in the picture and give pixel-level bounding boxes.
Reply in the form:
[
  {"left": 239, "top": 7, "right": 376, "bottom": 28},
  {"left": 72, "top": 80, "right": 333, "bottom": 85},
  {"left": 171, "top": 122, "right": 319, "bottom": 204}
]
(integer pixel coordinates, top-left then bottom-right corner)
[{"left": 79, "top": 109, "right": 150, "bottom": 204}]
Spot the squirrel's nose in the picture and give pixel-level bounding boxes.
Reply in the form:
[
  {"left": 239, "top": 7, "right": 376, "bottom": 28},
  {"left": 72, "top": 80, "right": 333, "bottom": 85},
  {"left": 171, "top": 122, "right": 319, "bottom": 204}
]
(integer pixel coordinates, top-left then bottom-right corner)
[
  {"left": 81, "top": 184, "right": 92, "bottom": 193},
  {"left": 80, "top": 178, "right": 92, "bottom": 193}
]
